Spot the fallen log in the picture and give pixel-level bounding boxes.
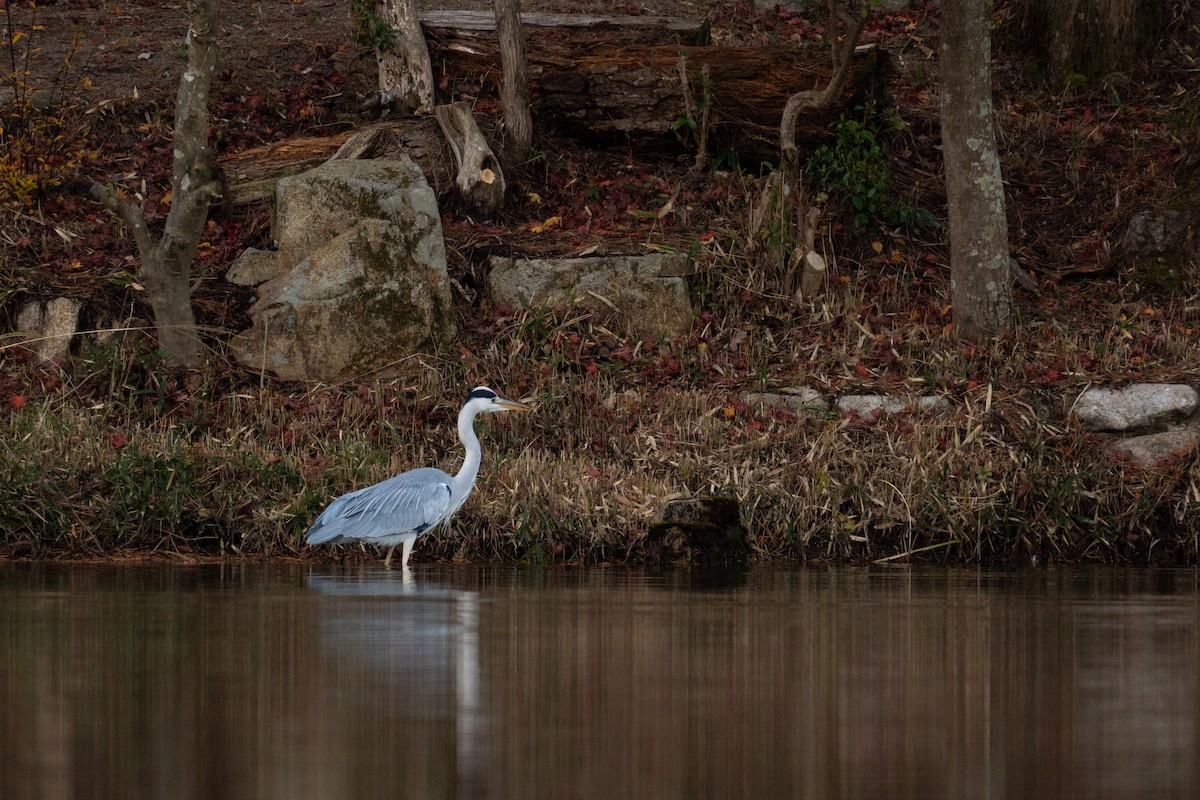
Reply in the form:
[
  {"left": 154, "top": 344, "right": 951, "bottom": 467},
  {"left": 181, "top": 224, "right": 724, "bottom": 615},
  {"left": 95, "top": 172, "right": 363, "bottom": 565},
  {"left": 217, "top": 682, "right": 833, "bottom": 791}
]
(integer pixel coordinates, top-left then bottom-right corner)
[
  {"left": 424, "top": 13, "right": 883, "bottom": 158},
  {"left": 219, "top": 14, "right": 883, "bottom": 206},
  {"left": 219, "top": 118, "right": 456, "bottom": 207},
  {"left": 535, "top": 44, "right": 881, "bottom": 157}
]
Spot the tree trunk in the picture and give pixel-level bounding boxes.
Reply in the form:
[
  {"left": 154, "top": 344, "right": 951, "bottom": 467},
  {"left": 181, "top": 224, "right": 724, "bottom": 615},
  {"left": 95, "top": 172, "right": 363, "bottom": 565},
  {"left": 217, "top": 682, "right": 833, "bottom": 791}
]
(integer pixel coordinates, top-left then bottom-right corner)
[
  {"left": 376, "top": 0, "right": 435, "bottom": 113},
  {"left": 493, "top": 0, "right": 532, "bottom": 160},
  {"left": 1007, "top": 0, "right": 1166, "bottom": 86},
  {"left": 91, "top": 0, "right": 221, "bottom": 368},
  {"left": 940, "top": 0, "right": 1011, "bottom": 342}
]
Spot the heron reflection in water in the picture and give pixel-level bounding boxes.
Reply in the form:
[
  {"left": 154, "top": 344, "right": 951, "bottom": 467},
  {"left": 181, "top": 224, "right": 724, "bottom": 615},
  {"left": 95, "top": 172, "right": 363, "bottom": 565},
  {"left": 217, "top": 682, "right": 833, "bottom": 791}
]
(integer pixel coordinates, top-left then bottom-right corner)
[{"left": 305, "top": 386, "right": 532, "bottom": 567}]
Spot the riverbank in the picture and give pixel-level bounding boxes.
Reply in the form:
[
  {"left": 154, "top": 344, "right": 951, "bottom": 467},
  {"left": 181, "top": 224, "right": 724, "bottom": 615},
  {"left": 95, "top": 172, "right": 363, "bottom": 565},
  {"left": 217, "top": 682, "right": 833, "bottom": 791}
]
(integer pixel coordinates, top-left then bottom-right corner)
[
  {"left": 4, "top": 303, "right": 1198, "bottom": 565},
  {"left": 3, "top": 1, "right": 1199, "bottom": 564}
]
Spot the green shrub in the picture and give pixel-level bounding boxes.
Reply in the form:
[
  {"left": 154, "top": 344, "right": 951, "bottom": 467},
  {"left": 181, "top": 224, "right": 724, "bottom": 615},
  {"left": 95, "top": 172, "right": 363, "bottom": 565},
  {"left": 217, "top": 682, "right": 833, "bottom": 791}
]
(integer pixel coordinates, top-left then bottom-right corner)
[{"left": 807, "top": 104, "right": 938, "bottom": 230}]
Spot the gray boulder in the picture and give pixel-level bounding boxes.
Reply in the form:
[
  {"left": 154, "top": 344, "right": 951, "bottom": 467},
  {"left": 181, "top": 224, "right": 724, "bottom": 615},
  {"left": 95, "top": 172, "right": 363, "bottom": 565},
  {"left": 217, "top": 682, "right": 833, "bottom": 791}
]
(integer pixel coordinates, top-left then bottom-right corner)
[
  {"left": 1075, "top": 384, "right": 1198, "bottom": 431},
  {"left": 489, "top": 253, "right": 693, "bottom": 339},
  {"left": 226, "top": 158, "right": 455, "bottom": 381},
  {"left": 1119, "top": 208, "right": 1195, "bottom": 295},
  {"left": 1109, "top": 422, "right": 1200, "bottom": 468}
]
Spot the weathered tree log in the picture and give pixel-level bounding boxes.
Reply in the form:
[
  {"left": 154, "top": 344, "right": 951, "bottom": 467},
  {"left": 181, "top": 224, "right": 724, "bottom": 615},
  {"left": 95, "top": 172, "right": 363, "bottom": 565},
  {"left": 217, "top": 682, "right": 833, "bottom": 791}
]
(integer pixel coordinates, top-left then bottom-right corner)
[
  {"left": 434, "top": 101, "right": 506, "bottom": 219},
  {"left": 219, "top": 118, "right": 456, "bottom": 207},
  {"left": 422, "top": 10, "right": 705, "bottom": 37},
  {"left": 424, "top": 12, "right": 882, "bottom": 159}
]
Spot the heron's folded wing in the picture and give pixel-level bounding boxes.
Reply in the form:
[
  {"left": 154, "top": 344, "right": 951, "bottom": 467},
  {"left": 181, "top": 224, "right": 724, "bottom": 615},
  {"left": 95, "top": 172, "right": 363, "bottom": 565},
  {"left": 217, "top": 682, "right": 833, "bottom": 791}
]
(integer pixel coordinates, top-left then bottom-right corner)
[{"left": 305, "top": 469, "right": 453, "bottom": 544}]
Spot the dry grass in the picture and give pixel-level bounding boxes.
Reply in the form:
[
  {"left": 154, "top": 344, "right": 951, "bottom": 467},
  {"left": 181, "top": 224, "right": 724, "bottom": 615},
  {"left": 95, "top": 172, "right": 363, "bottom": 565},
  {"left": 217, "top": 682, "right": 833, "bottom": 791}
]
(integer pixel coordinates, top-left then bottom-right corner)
[{"left": 4, "top": 261, "right": 1198, "bottom": 566}]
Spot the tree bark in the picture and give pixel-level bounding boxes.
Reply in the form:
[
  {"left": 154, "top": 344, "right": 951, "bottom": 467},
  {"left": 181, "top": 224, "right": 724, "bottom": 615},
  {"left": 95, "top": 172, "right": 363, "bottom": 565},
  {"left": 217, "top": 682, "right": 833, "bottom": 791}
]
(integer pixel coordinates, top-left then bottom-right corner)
[
  {"left": 493, "top": 0, "right": 532, "bottom": 160},
  {"left": 940, "top": 0, "right": 1011, "bottom": 342},
  {"left": 91, "top": 0, "right": 221, "bottom": 367},
  {"left": 1008, "top": 0, "right": 1166, "bottom": 86},
  {"left": 375, "top": 0, "right": 435, "bottom": 113}
]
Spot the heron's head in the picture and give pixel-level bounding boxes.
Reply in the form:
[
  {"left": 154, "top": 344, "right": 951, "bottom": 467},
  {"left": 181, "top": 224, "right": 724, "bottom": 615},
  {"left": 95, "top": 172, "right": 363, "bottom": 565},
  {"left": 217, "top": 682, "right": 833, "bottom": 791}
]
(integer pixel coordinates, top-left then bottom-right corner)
[{"left": 466, "top": 386, "right": 532, "bottom": 414}]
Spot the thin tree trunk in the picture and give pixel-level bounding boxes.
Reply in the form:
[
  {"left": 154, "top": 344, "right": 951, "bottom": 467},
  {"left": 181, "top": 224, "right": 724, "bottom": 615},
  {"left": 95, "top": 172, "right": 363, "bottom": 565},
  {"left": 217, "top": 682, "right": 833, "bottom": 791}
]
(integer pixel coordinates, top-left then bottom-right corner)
[
  {"left": 760, "top": 0, "right": 867, "bottom": 298},
  {"left": 376, "top": 0, "right": 435, "bottom": 113},
  {"left": 940, "top": 0, "right": 1011, "bottom": 341},
  {"left": 494, "top": 0, "right": 532, "bottom": 160},
  {"left": 91, "top": 0, "right": 221, "bottom": 367}
]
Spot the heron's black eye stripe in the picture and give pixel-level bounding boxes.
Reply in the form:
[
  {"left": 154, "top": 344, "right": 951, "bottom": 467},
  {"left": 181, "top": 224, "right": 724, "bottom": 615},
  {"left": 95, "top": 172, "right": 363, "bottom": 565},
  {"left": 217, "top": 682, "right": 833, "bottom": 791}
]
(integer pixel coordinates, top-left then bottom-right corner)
[{"left": 468, "top": 387, "right": 498, "bottom": 401}]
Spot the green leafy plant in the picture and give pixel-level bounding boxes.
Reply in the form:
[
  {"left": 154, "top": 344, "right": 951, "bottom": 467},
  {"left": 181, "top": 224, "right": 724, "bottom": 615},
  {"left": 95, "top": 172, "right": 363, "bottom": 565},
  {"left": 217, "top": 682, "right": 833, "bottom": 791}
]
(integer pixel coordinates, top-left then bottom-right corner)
[
  {"left": 807, "top": 104, "right": 938, "bottom": 230},
  {"left": 350, "top": 0, "right": 395, "bottom": 51}
]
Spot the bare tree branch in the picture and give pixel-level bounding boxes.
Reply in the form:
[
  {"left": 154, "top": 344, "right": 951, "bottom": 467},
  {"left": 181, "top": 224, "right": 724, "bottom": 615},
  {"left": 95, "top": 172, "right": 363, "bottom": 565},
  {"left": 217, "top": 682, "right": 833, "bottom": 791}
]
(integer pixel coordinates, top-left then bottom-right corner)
[{"left": 763, "top": 0, "right": 871, "bottom": 300}]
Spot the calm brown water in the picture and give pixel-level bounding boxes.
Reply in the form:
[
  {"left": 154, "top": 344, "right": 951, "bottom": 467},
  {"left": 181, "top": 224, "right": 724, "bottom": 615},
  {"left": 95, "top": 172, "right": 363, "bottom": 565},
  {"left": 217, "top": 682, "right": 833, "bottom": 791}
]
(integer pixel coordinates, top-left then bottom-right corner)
[{"left": 1, "top": 564, "right": 1197, "bottom": 800}]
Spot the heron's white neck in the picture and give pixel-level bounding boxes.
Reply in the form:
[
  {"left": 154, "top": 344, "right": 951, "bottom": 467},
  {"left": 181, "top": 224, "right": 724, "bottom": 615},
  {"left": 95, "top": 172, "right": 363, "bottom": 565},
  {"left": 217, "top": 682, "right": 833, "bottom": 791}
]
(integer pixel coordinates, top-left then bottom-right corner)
[{"left": 451, "top": 403, "right": 484, "bottom": 500}]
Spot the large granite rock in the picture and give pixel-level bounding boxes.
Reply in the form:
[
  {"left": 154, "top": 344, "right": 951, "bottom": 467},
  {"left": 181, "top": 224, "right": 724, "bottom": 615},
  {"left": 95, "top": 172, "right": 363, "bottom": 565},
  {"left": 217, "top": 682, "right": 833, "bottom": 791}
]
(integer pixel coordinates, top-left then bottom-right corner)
[
  {"left": 489, "top": 253, "right": 693, "bottom": 339},
  {"left": 226, "top": 158, "right": 455, "bottom": 381}
]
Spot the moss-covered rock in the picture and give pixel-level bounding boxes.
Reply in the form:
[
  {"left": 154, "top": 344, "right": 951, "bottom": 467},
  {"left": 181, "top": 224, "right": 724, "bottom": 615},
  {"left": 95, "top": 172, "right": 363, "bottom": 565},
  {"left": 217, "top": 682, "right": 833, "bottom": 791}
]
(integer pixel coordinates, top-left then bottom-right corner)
[
  {"left": 1120, "top": 207, "right": 1197, "bottom": 297},
  {"left": 227, "top": 158, "right": 455, "bottom": 381},
  {"left": 645, "top": 494, "right": 749, "bottom": 567}
]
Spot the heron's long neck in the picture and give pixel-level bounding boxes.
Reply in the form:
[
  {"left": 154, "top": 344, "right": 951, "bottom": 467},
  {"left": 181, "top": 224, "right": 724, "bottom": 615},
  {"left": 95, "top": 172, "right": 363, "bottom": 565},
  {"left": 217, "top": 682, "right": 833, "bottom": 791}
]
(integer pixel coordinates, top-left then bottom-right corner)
[{"left": 452, "top": 406, "right": 483, "bottom": 497}]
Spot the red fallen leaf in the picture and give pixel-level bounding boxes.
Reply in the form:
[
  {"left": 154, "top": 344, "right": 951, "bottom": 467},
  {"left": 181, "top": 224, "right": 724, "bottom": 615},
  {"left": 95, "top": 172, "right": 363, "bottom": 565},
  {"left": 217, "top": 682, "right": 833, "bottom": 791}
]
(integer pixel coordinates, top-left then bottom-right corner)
[
  {"left": 109, "top": 432, "right": 130, "bottom": 449},
  {"left": 854, "top": 363, "right": 872, "bottom": 377},
  {"left": 11, "top": 395, "right": 26, "bottom": 410}
]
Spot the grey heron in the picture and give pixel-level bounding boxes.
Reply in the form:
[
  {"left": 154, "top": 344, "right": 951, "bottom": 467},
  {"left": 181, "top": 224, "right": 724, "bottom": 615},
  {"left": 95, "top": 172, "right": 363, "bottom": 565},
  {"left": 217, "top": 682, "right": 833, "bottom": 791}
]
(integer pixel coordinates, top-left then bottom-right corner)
[{"left": 305, "top": 386, "right": 532, "bottom": 567}]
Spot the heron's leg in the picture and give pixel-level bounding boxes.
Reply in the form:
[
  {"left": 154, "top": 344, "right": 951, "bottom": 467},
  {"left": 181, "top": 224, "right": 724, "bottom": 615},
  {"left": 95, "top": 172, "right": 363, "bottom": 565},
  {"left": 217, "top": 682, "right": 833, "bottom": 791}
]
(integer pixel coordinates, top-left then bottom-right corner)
[
  {"left": 383, "top": 544, "right": 397, "bottom": 567},
  {"left": 401, "top": 537, "right": 416, "bottom": 568}
]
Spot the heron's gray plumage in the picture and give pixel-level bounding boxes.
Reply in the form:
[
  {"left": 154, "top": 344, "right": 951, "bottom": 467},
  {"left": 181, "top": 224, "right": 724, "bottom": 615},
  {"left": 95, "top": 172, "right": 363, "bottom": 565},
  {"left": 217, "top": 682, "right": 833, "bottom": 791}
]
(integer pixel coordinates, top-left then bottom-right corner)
[
  {"left": 306, "top": 468, "right": 454, "bottom": 545},
  {"left": 304, "top": 386, "right": 531, "bottom": 567}
]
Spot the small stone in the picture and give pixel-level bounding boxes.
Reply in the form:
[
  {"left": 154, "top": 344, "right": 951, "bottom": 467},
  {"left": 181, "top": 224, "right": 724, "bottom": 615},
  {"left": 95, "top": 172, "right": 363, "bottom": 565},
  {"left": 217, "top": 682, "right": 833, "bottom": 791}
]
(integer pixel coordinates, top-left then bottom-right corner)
[
  {"left": 1075, "top": 384, "right": 1198, "bottom": 431},
  {"left": 836, "top": 394, "right": 948, "bottom": 417},
  {"left": 15, "top": 298, "right": 81, "bottom": 363},
  {"left": 1109, "top": 424, "right": 1200, "bottom": 468},
  {"left": 742, "top": 388, "right": 829, "bottom": 415}
]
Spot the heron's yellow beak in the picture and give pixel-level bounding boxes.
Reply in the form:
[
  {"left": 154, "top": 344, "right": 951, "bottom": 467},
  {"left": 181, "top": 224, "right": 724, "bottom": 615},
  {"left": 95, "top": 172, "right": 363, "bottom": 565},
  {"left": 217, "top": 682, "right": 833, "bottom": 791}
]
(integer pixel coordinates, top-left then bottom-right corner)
[{"left": 497, "top": 399, "right": 533, "bottom": 412}]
